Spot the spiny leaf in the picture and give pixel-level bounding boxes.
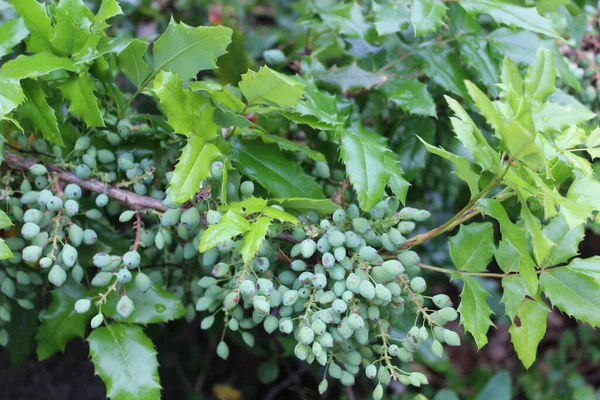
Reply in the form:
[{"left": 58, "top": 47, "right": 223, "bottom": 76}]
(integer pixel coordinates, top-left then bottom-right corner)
[
  {"left": 117, "top": 39, "right": 153, "bottom": 87},
  {"left": 88, "top": 323, "right": 161, "bottom": 400},
  {"left": 0, "top": 210, "right": 11, "bottom": 229},
  {"left": 239, "top": 66, "right": 305, "bottom": 108},
  {"left": 524, "top": 47, "right": 556, "bottom": 102},
  {"left": 230, "top": 138, "right": 325, "bottom": 199},
  {"left": 199, "top": 210, "right": 251, "bottom": 252},
  {"left": 10, "top": 0, "right": 55, "bottom": 53},
  {"left": 458, "top": 276, "right": 495, "bottom": 349},
  {"left": 51, "top": 0, "right": 94, "bottom": 56},
  {"left": 19, "top": 80, "right": 63, "bottom": 146},
  {"left": 93, "top": 0, "right": 123, "bottom": 33},
  {"left": 152, "top": 19, "right": 233, "bottom": 80},
  {"left": 449, "top": 222, "right": 494, "bottom": 273},
  {"left": 541, "top": 216, "right": 584, "bottom": 267},
  {"left": 0, "top": 52, "right": 76, "bottom": 80},
  {"left": 372, "top": 1, "right": 410, "bottom": 35},
  {"left": 316, "top": 2, "right": 368, "bottom": 38},
  {"left": 0, "top": 239, "right": 13, "bottom": 260},
  {"left": 459, "top": 0, "right": 560, "bottom": 38},
  {"left": 417, "top": 48, "right": 467, "bottom": 97},
  {"left": 241, "top": 216, "right": 271, "bottom": 264},
  {"left": 36, "top": 281, "right": 94, "bottom": 361},
  {"left": 268, "top": 198, "right": 339, "bottom": 214},
  {"left": 59, "top": 73, "right": 104, "bottom": 127},
  {"left": 379, "top": 77, "right": 436, "bottom": 117},
  {"left": 314, "top": 63, "right": 387, "bottom": 94},
  {"left": 540, "top": 267, "right": 600, "bottom": 326},
  {"left": 153, "top": 71, "right": 218, "bottom": 138},
  {"left": 170, "top": 136, "right": 222, "bottom": 203},
  {"left": 508, "top": 299, "right": 549, "bottom": 368},
  {"left": 410, "top": 0, "right": 447, "bottom": 37},
  {"left": 282, "top": 76, "right": 344, "bottom": 128},
  {"left": 103, "top": 283, "right": 185, "bottom": 324}
]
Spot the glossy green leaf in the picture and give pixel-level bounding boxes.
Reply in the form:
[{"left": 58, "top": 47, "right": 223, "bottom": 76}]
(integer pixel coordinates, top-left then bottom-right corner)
[
  {"left": 51, "top": 0, "right": 94, "bottom": 56},
  {"left": 199, "top": 210, "right": 251, "bottom": 252},
  {"left": 93, "top": 0, "right": 123, "bottom": 33},
  {"left": 10, "top": 0, "right": 55, "bottom": 53},
  {"left": 541, "top": 216, "right": 584, "bottom": 267},
  {"left": 314, "top": 63, "right": 387, "bottom": 93},
  {"left": 459, "top": 0, "right": 559, "bottom": 38},
  {"left": 501, "top": 275, "right": 529, "bottom": 321},
  {"left": 220, "top": 197, "right": 268, "bottom": 215},
  {"left": 269, "top": 198, "right": 339, "bottom": 214},
  {"left": 317, "top": 2, "right": 368, "bottom": 38},
  {"left": 550, "top": 44, "right": 581, "bottom": 93},
  {"left": 0, "top": 52, "right": 76, "bottom": 80},
  {"left": 241, "top": 216, "right": 271, "bottom": 264},
  {"left": 340, "top": 128, "right": 402, "bottom": 211},
  {"left": 103, "top": 283, "right": 185, "bottom": 324},
  {"left": 231, "top": 139, "right": 325, "bottom": 199},
  {"left": 488, "top": 28, "right": 540, "bottom": 65},
  {"left": 508, "top": 299, "right": 549, "bottom": 368},
  {"left": 540, "top": 267, "right": 600, "bottom": 326},
  {"left": 59, "top": 73, "right": 104, "bottom": 127},
  {"left": 372, "top": 2, "right": 410, "bottom": 35},
  {"left": 0, "top": 239, "right": 13, "bottom": 260},
  {"left": 520, "top": 204, "right": 554, "bottom": 266},
  {"left": 533, "top": 102, "right": 595, "bottom": 133},
  {"left": 261, "top": 206, "right": 299, "bottom": 224},
  {"left": 410, "top": 0, "right": 447, "bottom": 37},
  {"left": 19, "top": 80, "right": 63, "bottom": 146},
  {"left": 5, "top": 306, "right": 38, "bottom": 366},
  {"left": 170, "top": 136, "right": 222, "bottom": 203},
  {"left": 36, "top": 282, "right": 93, "bottom": 360},
  {"left": 419, "top": 137, "right": 480, "bottom": 197},
  {"left": 449, "top": 222, "right": 494, "bottom": 273},
  {"left": 563, "top": 256, "right": 600, "bottom": 284},
  {"left": 417, "top": 48, "right": 467, "bottom": 97},
  {"left": 257, "top": 133, "right": 325, "bottom": 162},
  {"left": 117, "top": 39, "right": 153, "bottom": 87},
  {"left": 379, "top": 77, "right": 436, "bottom": 117},
  {"left": 458, "top": 276, "right": 495, "bottom": 349},
  {"left": 153, "top": 20, "right": 232, "bottom": 80},
  {"left": 74, "top": 37, "right": 133, "bottom": 64},
  {"left": 239, "top": 66, "right": 304, "bottom": 108},
  {"left": 459, "top": 38, "right": 499, "bottom": 97},
  {"left": 282, "top": 77, "right": 344, "bottom": 128},
  {"left": 0, "top": 19, "right": 29, "bottom": 59},
  {"left": 88, "top": 323, "right": 161, "bottom": 400},
  {"left": 568, "top": 176, "right": 600, "bottom": 210},
  {"left": 153, "top": 71, "right": 218, "bottom": 138},
  {"left": 475, "top": 372, "right": 512, "bottom": 400}
]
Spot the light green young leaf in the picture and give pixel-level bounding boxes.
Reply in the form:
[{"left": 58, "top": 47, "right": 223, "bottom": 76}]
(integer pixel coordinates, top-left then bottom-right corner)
[
  {"left": 520, "top": 203, "right": 554, "bottom": 265},
  {"left": 103, "top": 283, "right": 185, "bottom": 324},
  {"left": 0, "top": 79, "right": 25, "bottom": 119},
  {"left": 313, "top": 63, "right": 387, "bottom": 93},
  {"left": 117, "top": 39, "right": 153, "bottom": 87},
  {"left": 541, "top": 216, "right": 584, "bottom": 267},
  {"left": 532, "top": 102, "right": 595, "bottom": 133},
  {"left": 282, "top": 77, "right": 344, "bottom": 128},
  {"left": 550, "top": 43, "right": 582, "bottom": 93},
  {"left": 153, "top": 71, "right": 218, "bottom": 138},
  {"left": 93, "top": 0, "right": 123, "bottom": 33},
  {"left": 568, "top": 176, "right": 600, "bottom": 210},
  {"left": 0, "top": 239, "right": 13, "bottom": 260},
  {"left": 262, "top": 206, "right": 299, "bottom": 224},
  {"left": 51, "top": 0, "right": 94, "bottom": 56},
  {"left": 449, "top": 222, "right": 494, "bottom": 273},
  {"left": 0, "top": 52, "right": 76, "bottom": 80},
  {"left": 524, "top": 47, "right": 556, "bottom": 102},
  {"left": 59, "top": 74, "right": 104, "bottom": 127},
  {"left": 565, "top": 256, "right": 600, "bottom": 283},
  {"left": 410, "top": 0, "right": 447, "bottom": 37},
  {"left": 0, "top": 210, "right": 11, "bottom": 229},
  {"left": 199, "top": 210, "right": 251, "bottom": 252},
  {"left": 379, "top": 77, "right": 436, "bottom": 117},
  {"left": 0, "top": 19, "right": 29, "bottom": 59},
  {"left": 268, "top": 198, "right": 339, "bottom": 214},
  {"left": 340, "top": 128, "right": 397, "bottom": 211},
  {"left": 88, "top": 323, "right": 161, "bottom": 400},
  {"left": 74, "top": 37, "right": 133, "bottom": 65},
  {"left": 170, "top": 136, "right": 221, "bottom": 203},
  {"left": 508, "top": 299, "right": 549, "bottom": 368},
  {"left": 36, "top": 282, "right": 94, "bottom": 360},
  {"left": 540, "top": 267, "right": 600, "bottom": 326},
  {"left": 153, "top": 20, "right": 232, "bottom": 80},
  {"left": 241, "top": 216, "right": 271, "bottom": 264},
  {"left": 418, "top": 137, "right": 480, "bottom": 197},
  {"left": 221, "top": 197, "right": 269, "bottom": 215},
  {"left": 189, "top": 81, "right": 245, "bottom": 112},
  {"left": 372, "top": 1, "right": 410, "bottom": 35},
  {"left": 231, "top": 139, "right": 325, "bottom": 199},
  {"left": 501, "top": 275, "right": 529, "bottom": 321},
  {"left": 239, "top": 66, "right": 305, "bottom": 108},
  {"left": 459, "top": 0, "right": 560, "bottom": 38},
  {"left": 458, "top": 276, "right": 495, "bottom": 349},
  {"left": 19, "top": 80, "right": 63, "bottom": 146},
  {"left": 10, "top": 0, "right": 55, "bottom": 53},
  {"left": 384, "top": 155, "right": 410, "bottom": 204}
]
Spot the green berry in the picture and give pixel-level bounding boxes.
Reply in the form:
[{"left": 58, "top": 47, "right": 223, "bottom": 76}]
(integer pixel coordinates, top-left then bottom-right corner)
[
  {"left": 29, "top": 164, "right": 48, "bottom": 176},
  {"left": 216, "top": 341, "right": 229, "bottom": 360},
  {"left": 313, "top": 161, "right": 330, "bottom": 178},
  {"left": 96, "top": 194, "right": 109, "bottom": 207},
  {"left": 83, "top": 229, "right": 98, "bottom": 244},
  {"left": 180, "top": 207, "right": 200, "bottom": 228},
  {"left": 438, "top": 307, "right": 458, "bottom": 321},
  {"left": 444, "top": 329, "right": 460, "bottom": 346},
  {"left": 210, "top": 161, "right": 224, "bottom": 178},
  {"left": 75, "top": 164, "right": 92, "bottom": 179},
  {"left": 46, "top": 196, "right": 63, "bottom": 211},
  {"left": 359, "top": 280, "right": 375, "bottom": 299},
  {"left": 300, "top": 239, "right": 317, "bottom": 258},
  {"left": 433, "top": 294, "right": 453, "bottom": 308},
  {"left": 61, "top": 244, "right": 78, "bottom": 267},
  {"left": 365, "top": 364, "right": 377, "bottom": 379},
  {"left": 240, "top": 181, "right": 254, "bottom": 195},
  {"left": 74, "top": 299, "right": 91, "bottom": 314},
  {"left": 135, "top": 272, "right": 152, "bottom": 292},
  {"left": 161, "top": 209, "right": 181, "bottom": 226},
  {"left": 91, "top": 272, "right": 113, "bottom": 287},
  {"left": 299, "top": 326, "right": 315, "bottom": 345},
  {"left": 74, "top": 136, "right": 91, "bottom": 151},
  {"left": 93, "top": 252, "right": 112, "bottom": 268},
  {"left": 206, "top": 210, "right": 221, "bottom": 225},
  {"left": 21, "top": 222, "right": 40, "bottom": 240},
  {"left": 117, "top": 268, "right": 132, "bottom": 283},
  {"left": 64, "top": 184, "right": 82, "bottom": 200},
  {"left": 410, "top": 277, "right": 426, "bottom": 293},
  {"left": 48, "top": 265, "right": 67, "bottom": 287},
  {"left": 431, "top": 340, "right": 444, "bottom": 358},
  {"left": 91, "top": 313, "right": 103, "bottom": 329},
  {"left": 123, "top": 251, "right": 140, "bottom": 269},
  {"left": 97, "top": 149, "right": 115, "bottom": 163},
  {"left": 318, "top": 379, "right": 328, "bottom": 395},
  {"left": 64, "top": 199, "right": 80, "bottom": 216},
  {"left": 201, "top": 315, "right": 215, "bottom": 330},
  {"left": 22, "top": 245, "right": 42, "bottom": 263},
  {"left": 116, "top": 295, "right": 135, "bottom": 318},
  {"left": 68, "top": 224, "right": 84, "bottom": 247},
  {"left": 1, "top": 278, "right": 15, "bottom": 297}
]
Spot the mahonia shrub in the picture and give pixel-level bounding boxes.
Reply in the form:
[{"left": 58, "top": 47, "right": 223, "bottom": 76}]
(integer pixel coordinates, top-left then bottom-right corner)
[{"left": 0, "top": 0, "right": 599, "bottom": 399}]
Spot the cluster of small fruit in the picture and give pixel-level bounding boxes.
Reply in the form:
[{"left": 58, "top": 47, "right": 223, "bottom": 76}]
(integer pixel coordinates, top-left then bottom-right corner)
[{"left": 193, "top": 199, "right": 460, "bottom": 397}]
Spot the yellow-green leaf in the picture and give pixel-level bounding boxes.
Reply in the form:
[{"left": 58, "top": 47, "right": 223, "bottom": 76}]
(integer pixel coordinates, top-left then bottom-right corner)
[
  {"left": 508, "top": 299, "right": 549, "bottom": 368},
  {"left": 199, "top": 210, "right": 250, "bottom": 252},
  {"left": 19, "top": 80, "right": 63, "bottom": 146},
  {"left": 59, "top": 73, "right": 104, "bottom": 127},
  {"left": 458, "top": 276, "right": 495, "bottom": 349},
  {"left": 239, "top": 66, "right": 305, "bottom": 108},
  {"left": 241, "top": 216, "right": 271, "bottom": 264}
]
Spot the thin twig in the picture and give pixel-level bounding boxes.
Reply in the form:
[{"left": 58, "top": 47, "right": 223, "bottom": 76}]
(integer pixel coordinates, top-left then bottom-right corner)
[{"left": 417, "top": 262, "right": 564, "bottom": 278}]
